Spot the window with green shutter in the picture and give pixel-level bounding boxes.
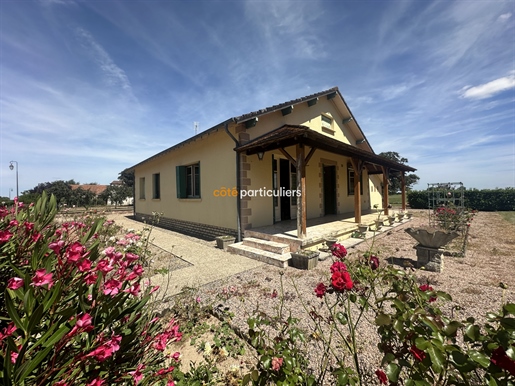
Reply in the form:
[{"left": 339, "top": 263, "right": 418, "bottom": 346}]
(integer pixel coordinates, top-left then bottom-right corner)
[{"left": 176, "top": 163, "right": 200, "bottom": 198}]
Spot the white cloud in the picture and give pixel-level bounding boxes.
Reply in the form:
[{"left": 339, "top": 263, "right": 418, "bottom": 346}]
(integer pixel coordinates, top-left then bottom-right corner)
[
  {"left": 498, "top": 13, "right": 512, "bottom": 21},
  {"left": 75, "top": 28, "right": 136, "bottom": 99},
  {"left": 460, "top": 73, "right": 515, "bottom": 99}
]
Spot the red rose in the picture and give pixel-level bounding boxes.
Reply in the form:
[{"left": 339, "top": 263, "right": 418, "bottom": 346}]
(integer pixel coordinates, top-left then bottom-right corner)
[
  {"left": 369, "top": 255, "right": 380, "bottom": 270},
  {"left": 331, "top": 271, "right": 353, "bottom": 292},
  {"left": 330, "top": 261, "right": 347, "bottom": 273},
  {"left": 331, "top": 243, "right": 347, "bottom": 259},
  {"left": 314, "top": 282, "right": 327, "bottom": 298},
  {"left": 375, "top": 369, "right": 388, "bottom": 385},
  {"left": 410, "top": 345, "right": 426, "bottom": 362},
  {"left": 419, "top": 284, "right": 436, "bottom": 302},
  {"left": 491, "top": 346, "right": 515, "bottom": 376}
]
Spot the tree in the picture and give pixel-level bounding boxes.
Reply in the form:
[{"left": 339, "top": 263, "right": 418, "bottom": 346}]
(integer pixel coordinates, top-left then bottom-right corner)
[
  {"left": 378, "top": 151, "right": 420, "bottom": 194},
  {"left": 25, "top": 180, "right": 74, "bottom": 206},
  {"left": 118, "top": 169, "right": 134, "bottom": 188},
  {"left": 99, "top": 185, "right": 133, "bottom": 208}
]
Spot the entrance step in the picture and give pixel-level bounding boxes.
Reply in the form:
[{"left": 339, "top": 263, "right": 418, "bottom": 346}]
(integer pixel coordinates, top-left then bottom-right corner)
[
  {"left": 242, "top": 237, "right": 290, "bottom": 254},
  {"left": 227, "top": 242, "right": 291, "bottom": 268}
]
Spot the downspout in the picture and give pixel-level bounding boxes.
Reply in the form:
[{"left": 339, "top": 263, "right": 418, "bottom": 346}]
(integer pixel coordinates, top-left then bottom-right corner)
[{"left": 224, "top": 120, "right": 242, "bottom": 242}]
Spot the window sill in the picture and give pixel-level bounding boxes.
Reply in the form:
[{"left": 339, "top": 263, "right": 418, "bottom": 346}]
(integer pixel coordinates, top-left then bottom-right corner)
[
  {"left": 179, "top": 198, "right": 202, "bottom": 202},
  {"left": 322, "top": 127, "right": 335, "bottom": 135}
]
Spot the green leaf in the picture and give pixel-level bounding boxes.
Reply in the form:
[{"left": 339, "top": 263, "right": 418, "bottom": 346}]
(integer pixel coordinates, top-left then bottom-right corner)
[
  {"left": 500, "top": 317, "right": 515, "bottom": 330},
  {"left": 427, "top": 344, "right": 445, "bottom": 373},
  {"left": 5, "top": 292, "right": 25, "bottom": 332},
  {"left": 468, "top": 350, "right": 490, "bottom": 368},
  {"left": 465, "top": 324, "right": 480, "bottom": 341},
  {"left": 386, "top": 362, "right": 400, "bottom": 382},
  {"left": 15, "top": 343, "right": 54, "bottom": 382},
  {"left": 26, "top": 303, "right": 44, "bottom": 335},
  {"left": 375, "top": 314, "right": 391, "bottom": 326},
  {"left": 43, "top": 324, "right": 70, "bottom": 348},
  {"left": 503, "top": 303, "right": 515, "bottom": 315}
]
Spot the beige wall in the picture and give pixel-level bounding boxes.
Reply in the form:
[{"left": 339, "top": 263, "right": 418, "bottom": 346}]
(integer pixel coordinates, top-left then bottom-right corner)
[
  {"left": 247, "top": 98, "right": 358, "bottom": 145},
  {"left": 134, "top": 129, "right": 238, "bottom": 230}
]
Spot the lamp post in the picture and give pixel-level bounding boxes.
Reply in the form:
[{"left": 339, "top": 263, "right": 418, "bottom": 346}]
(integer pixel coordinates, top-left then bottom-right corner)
[{"left": 9, "top": 161, "right": 18, "bottom": 198}]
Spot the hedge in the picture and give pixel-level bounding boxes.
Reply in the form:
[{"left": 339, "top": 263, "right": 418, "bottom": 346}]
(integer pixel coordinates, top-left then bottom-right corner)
[{"left": 407, "top": 188, "right": 515, "bottom": 211}]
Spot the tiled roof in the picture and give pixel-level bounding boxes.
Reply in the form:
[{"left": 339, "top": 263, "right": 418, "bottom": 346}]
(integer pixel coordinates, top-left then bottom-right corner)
[{"left": 69, "top": 184, "right": 108, "bottom": 195}]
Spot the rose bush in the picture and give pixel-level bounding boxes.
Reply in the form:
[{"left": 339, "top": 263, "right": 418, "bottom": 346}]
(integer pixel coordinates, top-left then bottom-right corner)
[{"left": 0, "top": 193, "right": 181, "bottom": 385}]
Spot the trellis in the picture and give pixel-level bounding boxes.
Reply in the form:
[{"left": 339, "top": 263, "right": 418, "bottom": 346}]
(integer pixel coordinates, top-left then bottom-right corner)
[{"left": 427, "top": 182, "right": 469, "bottom": 256}]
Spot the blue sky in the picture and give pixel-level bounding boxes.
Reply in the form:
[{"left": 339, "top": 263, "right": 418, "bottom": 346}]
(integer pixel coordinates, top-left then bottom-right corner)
[{"left": 1, "top": 0, "right": 514, "bottom": 198}]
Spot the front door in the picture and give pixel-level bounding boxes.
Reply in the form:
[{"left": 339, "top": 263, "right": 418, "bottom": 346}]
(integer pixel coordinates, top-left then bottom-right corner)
[
  {"left": 323, "top": 165, "right": 337, "bottom": 215},
  {"left": 280, "top": 159, "right": 291, "bottom": 221}
]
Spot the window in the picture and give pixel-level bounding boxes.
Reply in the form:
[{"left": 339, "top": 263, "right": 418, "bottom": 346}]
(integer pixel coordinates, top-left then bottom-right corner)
[
  {"left": 176, "top": 163, "right": 200, "bottom": 198},
  {"left": 321, "top": 115, "right": 334, "bottom": 134},
  {"left": 152, "top": 173, "right": 160, "bottom": 199},
  {"left": 347, "top": 164, "right": 363, "bottom": 195},
  {"left": 139, "top": 177, "right": 145, "bottom": 199}
]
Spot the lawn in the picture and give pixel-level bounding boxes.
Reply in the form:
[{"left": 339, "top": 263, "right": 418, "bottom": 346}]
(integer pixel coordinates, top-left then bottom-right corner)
[{"left": 499, "top": 211, "right": 515, "bottom": 225}]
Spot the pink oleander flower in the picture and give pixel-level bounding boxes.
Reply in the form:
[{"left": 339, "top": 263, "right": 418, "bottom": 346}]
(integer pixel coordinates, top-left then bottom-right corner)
[
  {"left": 103, "top": 279, "right": 121, "bottom": 296},
  {"left": 86, "top": 334, "right": 121, "bottom": 362},
  {"left": 129, "top": 364, "right": 146, "bottom": 384},
  {"left": 11, "top": 351, "right": 18, "bottom": 364},
  {"left": 66, "top": 241, "right": 86, "bottom": 263},
  {"left": 127, "top": 264, "right": 144, "bottom": 281},
  {"left": 49, "top": 240, "right": 65, "bottom": 255},
  {"left": 156, "top": 366, "right": 175, "bottom": 376},
  {"left": 7, "top": 277, "right": 24, "bottom": 290},
  {"left": 271, "top": 357, "right": 283, "bottom": 371},
  {"left": 86, "top": 378, "right": 105, "bottom": 386},
  {"left": 77, "top": 258, "right": 92, "bottom": 272},
  {"left": 125, "top": 252, "right": 140, "bottom": 262},
  {"left": 68, "top": 313, "right": 94, "bottom": 337},
  {"left": 124, "top": 283, "right": 141, "bottom": 297},
  {"left": 84, "top": 272, "right": 98, "bottom": 285},
  {"left": 31, "top": 269, "right": 54, "bottom": 289},
  {"left": 96, "top": 259, "right": 113, "bottom": 274},
  {"left": 0, "top": 230, "right": 13, "bottom": 243},
  {"left": 314, "top": 282, "right": 327, "bottom": 298}
]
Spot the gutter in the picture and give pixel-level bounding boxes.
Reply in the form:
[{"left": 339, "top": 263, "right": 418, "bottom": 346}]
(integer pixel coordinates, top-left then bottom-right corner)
[{"left": 223, "top": 120, "right": 242, "bottom": 242}]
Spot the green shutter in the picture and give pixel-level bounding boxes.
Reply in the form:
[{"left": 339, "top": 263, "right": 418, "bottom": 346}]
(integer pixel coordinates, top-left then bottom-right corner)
[
  {"left": 176, "top": 166, "right": 187, "bottom": 198},
  {"left": 195, "top": 163, "right": 200, "bottom": 198}
]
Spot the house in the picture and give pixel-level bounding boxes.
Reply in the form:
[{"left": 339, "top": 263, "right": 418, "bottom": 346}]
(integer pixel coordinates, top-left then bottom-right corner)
[{"left": 126, "top": 87, "right": 415, "bottom": 265}]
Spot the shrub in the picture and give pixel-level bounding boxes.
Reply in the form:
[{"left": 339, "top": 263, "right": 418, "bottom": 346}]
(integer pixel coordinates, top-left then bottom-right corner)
[{"left": 0, "top": 193, "right": 181, "bottom": 385}]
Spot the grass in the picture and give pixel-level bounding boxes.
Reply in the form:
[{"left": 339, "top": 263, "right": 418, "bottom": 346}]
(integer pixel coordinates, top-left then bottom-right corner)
[{"left": 499, "top": 211, "right": 515, "bottom": 225}]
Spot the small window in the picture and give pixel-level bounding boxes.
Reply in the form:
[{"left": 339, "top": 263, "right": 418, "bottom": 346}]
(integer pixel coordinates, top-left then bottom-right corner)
[
  {"left": 152, "top": 173, "right": 160, "bottom": 199},
  {"left": 139, "top": 177, "right": 146, "bottom": 199},
  {"left": 321, "top": 115, "right": 334, "bottom": 134},
  {"left": 176, "top": 163, "right": 200, "bottom": 198}
]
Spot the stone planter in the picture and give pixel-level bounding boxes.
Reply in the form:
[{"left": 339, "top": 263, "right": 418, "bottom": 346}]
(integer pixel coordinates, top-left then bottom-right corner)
[
  {"left": 291, "top": 250, "right": 320, "bottom": 270},
  {"left": 215, "top": 235, "right": 236, "bottom": 250},
  {"left": 396, "top": 213, "right": 405, "bottom": 221},
  {"left": 405, "top": 212, "right": 413, "bottom": 219},
  {"left": 358, "top": 224, "right": 368, "bottom": 233},
  {"left": 325, "top": 238, "right": 338, "bottom": 250},
  {"left": 405, "top": 227, "right": 460, "bottom": 272},
  {"left": 387, "top": 216, "right": 396, "bottom": 226},
  {"left": 374, "top": 219, "right": 383, "bottom": 230}
]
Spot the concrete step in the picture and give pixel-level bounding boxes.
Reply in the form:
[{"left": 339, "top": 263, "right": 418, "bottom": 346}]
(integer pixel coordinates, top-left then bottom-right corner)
[
  {"left": 227, "top": 242, "right": 291, "bottom": 268},
  {"left": 242, "top": 237, "right": 290, "bottom": 254}
]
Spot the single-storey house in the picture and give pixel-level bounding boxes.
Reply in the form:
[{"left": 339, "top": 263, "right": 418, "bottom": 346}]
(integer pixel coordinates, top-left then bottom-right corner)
[{"left": 126, "top": 87, "right": 415, "bottom": 264}]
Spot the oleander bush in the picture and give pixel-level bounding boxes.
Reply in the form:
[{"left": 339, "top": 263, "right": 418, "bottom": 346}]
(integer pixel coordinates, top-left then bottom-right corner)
[{"left": 0, "top": 193, "right": 181, "bottom": 385}]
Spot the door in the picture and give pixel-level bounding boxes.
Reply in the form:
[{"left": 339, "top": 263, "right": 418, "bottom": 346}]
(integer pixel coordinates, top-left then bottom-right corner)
[
  {"left": 323, "top": 165, "right": 337, "bottom": 215},
  {"left": 280, "top": 159, "right": 291, "bottom": 220}
]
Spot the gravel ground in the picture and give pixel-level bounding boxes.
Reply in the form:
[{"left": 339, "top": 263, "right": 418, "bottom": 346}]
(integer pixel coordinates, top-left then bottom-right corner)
[{"left": 192, "top": 210, "right": 515, "bottom": 383}]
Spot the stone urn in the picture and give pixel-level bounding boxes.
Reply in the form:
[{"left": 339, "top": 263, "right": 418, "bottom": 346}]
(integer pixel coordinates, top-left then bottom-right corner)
[
  {"left": 358, "top": 224, "right": 368, "bottom": 234},
  {"left": 387, "top": 216, "right": 396, "bottom": 226},
  {"left": 405, "top": 227, "right": 460, "bottom": 272}
]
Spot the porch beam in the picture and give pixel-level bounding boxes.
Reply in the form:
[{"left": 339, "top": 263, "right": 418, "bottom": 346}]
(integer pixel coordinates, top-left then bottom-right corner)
[
  {"left": 381, "top": 166, "right": 390, "bottom": 216},
  {"left": 350, "top": 158, "right": 363, "bottom": 224},
  {"left": 305, "top": 147, "right": 317, "bottom": 165},
  {"left": 401, "top": 172, "right": 407, "bottom": 210},
  {"left": 296, "top": 143, "right": 307, "bottom": 239},
  {"left": 279, "top": 148, "right": 295, "bottom": 164}
]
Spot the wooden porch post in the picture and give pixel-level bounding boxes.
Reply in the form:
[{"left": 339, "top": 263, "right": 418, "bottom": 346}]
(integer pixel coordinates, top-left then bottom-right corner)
[
  {"left": 401, "top": 172, "right": 407, "bottom": 211},
  {"left": 381, "top": 167, "right": 390, "bottom": 216},
  {"left": 350, "top": 158, "right": 362, "bottom": 224},
  {"left": 296, "top": 143, "right": 307, "bottom": 239}
]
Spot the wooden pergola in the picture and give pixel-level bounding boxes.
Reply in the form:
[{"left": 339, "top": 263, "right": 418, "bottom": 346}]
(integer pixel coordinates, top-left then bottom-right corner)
[{"left": 235, "top": 125, "right": 416, "bottom": 239}]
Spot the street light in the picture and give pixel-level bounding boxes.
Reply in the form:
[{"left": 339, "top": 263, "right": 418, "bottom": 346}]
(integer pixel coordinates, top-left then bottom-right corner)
[{"left": 9, "top": 161, "right": 18, "bottom": 198}]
